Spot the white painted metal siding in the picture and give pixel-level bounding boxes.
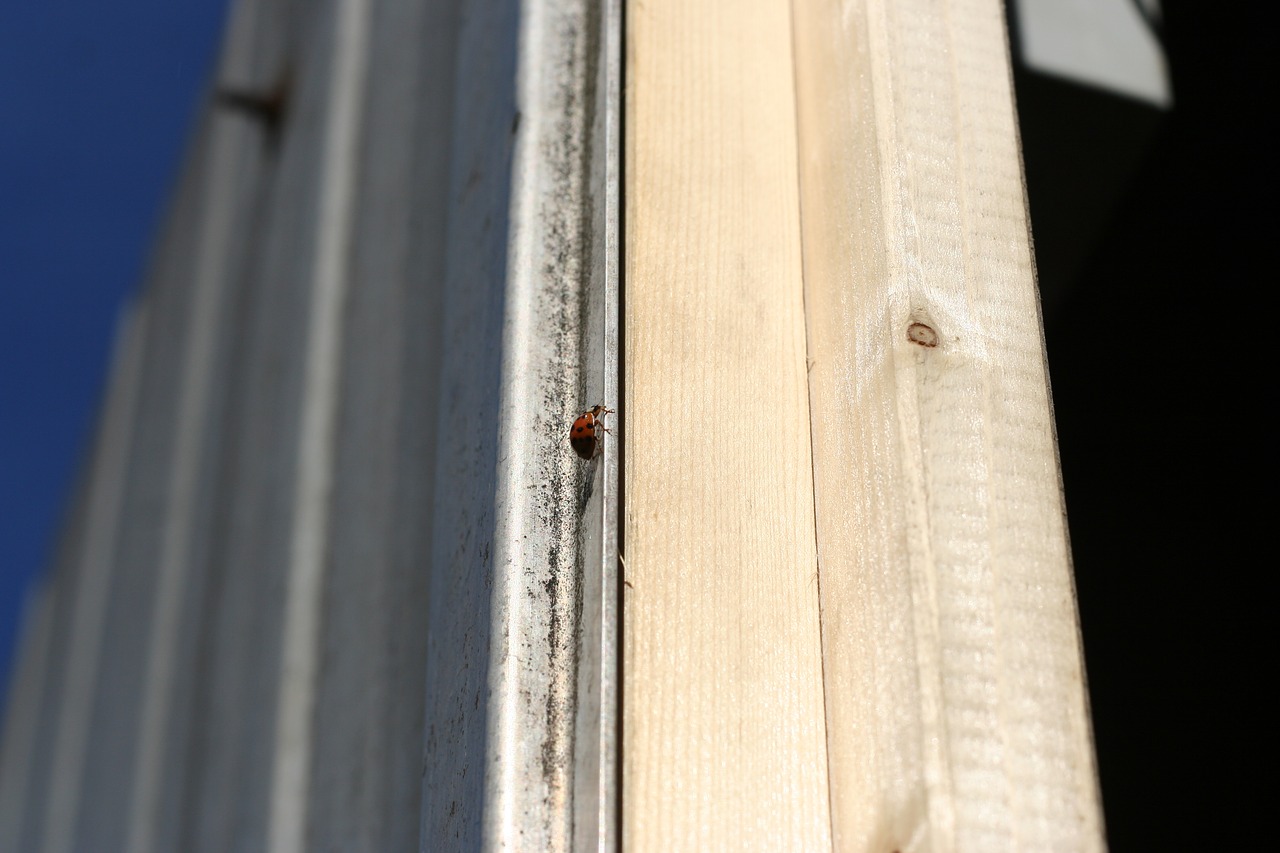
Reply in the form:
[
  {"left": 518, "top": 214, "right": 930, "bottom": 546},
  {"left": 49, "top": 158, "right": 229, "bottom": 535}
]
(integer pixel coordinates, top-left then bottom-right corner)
[{"left": 0, "top": 1, "right": 621, "bottom": 851}]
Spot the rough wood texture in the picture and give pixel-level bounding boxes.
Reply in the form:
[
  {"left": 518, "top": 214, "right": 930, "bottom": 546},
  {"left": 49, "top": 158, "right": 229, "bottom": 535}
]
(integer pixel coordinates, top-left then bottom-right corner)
[
  {"left": 623, "top": 0, "right": 831, "bottom": 849},
  {"left": 791, "top": 0, "right": 1105, "bottom": 850}
]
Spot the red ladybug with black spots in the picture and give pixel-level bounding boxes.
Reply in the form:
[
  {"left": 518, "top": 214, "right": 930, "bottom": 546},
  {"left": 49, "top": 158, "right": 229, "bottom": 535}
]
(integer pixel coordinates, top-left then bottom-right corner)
[{"left": 569, "top": 405, "right": 614, "bottom": 459}]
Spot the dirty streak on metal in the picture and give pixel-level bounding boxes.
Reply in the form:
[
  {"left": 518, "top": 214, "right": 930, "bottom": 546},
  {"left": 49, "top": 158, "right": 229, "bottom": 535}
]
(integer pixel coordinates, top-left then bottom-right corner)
[{"left": 420, "top": 0, "right": 619, "bottom": 851}]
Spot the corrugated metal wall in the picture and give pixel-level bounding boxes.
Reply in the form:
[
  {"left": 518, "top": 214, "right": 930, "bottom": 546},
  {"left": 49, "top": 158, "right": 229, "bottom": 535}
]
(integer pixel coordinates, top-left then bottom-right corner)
[{"left": 0, "top": 0, "right": 621, "bottom": 850}]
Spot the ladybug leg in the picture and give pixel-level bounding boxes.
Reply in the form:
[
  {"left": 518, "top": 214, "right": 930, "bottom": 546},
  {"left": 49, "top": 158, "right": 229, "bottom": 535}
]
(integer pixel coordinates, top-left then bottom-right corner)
[{"left": 596, "top": 406, "right": 615, "bottom": 434}]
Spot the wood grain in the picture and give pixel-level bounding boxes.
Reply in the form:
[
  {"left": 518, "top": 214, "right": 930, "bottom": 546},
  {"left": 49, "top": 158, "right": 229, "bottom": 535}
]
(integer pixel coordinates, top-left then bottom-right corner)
[
  {"left": 791, "top": 0, "right": 1105, "bottom": 850},
  {"left": 623, "top": 0, "right": 832, "bottom": 849}
]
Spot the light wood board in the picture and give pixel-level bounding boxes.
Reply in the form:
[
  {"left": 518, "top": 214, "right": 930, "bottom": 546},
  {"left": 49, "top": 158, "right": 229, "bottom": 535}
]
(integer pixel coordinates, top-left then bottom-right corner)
[
  {"left": 624, "top": 0, "right": 1103, "bottom": 849},
  {"left": 623, "top": 0, "right": 832, "bottom": 849},
  {"left": 791, "top": 0, "right": 1105, "bottom": 849}
]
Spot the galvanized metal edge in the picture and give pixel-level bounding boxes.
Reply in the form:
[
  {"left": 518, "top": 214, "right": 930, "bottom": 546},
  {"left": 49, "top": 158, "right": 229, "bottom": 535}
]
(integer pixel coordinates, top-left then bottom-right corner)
[
  {"left": 420, "top": 0, "right": 620, "bottom": 849},
  {"left": 573, "top": 0, "right": 622, "bottom": 850}
]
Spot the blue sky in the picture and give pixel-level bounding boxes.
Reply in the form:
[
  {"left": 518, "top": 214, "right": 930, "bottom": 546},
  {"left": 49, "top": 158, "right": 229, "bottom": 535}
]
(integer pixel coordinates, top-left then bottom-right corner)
[{"left": 1, "top": 2, "right": 230, "bottom": 706}]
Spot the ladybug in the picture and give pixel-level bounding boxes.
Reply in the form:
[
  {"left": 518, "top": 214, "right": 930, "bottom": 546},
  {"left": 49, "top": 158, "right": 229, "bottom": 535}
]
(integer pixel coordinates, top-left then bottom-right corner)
[{"left": 569, "top": 404, "right": 614, "bottom": 459}]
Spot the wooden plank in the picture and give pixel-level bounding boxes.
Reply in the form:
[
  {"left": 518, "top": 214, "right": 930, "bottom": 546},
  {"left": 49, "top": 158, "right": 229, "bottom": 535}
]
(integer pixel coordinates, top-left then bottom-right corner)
[
  {"left": 623, "top": 0, "right": 831, "bottom": 849},
  {"left": 791, "top": 0, "right": 1105, "bottom": 849}
]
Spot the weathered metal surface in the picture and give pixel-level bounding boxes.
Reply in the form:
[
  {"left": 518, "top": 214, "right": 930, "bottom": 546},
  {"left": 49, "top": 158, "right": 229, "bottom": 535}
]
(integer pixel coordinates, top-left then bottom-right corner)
[
  {"left": 0, "top": 0, "right": 620, "bottom": 850},
  {"left": 419, "top": 0, "right": 619, "bottom": 849}
]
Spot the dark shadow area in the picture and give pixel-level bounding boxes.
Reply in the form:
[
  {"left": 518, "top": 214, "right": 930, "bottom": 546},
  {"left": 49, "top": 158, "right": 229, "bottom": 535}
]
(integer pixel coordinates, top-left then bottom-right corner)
[{"left": 1011, "top": 3, "right": 1266, "bottom": 849}]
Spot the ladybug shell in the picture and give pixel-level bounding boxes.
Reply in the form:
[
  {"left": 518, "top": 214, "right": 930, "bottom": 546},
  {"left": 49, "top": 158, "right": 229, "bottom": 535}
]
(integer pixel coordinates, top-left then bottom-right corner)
[
  {"left": 569, "top": 409, "right": 600, "bottom": 459},
  {"left": 570, "top": 405, "right": 613, "bottom": 459}
]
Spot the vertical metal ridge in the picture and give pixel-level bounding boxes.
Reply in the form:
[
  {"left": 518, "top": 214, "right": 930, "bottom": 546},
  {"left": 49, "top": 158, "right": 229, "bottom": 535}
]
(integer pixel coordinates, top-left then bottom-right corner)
[
  {"left": 125, "top": 107, "right": 244, "bottom": 853},
  {"left": 3, "top": 2, "right": 621, "bottom": 850},
  {"left": 41, "top": 302, "right": 151, "bottom": 853},
  {"left": 420, "top": 0, "right": 619, "bottom": 849},
  {"left": 589, "top": 0, "right": 622, "bottom": 849},
  {"left": 266, "top": 1, "right": 372, "bottom": 851},
  {"left": 0, "top": 554, "right": 56, "bottom": 849}
]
